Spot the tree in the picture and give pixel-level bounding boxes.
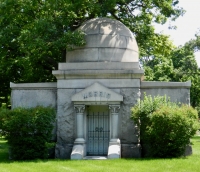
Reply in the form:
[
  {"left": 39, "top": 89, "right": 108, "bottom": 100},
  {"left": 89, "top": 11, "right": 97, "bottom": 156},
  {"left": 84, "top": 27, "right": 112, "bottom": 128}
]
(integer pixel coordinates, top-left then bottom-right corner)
[
  {"left": 0, "top": 0, "right": 184, "bottom": 107},
  {"left": 143, "top": 36, "right": 200, "bottom": 107}
]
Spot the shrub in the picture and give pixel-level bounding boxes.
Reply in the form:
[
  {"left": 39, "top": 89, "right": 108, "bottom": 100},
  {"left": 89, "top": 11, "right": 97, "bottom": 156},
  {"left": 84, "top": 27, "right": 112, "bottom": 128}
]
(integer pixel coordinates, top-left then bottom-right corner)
[
  {"left": 0, "top": 106, "right": 56, "bottom": 160},
  {"left": 131, "top": 95, "right": 199, "bottom": 158}
]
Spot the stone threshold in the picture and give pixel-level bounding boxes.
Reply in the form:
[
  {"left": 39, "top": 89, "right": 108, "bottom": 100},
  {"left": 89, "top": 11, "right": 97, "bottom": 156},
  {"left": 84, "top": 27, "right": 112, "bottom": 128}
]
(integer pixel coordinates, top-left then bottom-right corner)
[{"left": 83, "top": 156, "right": 107, "bottom": 160}]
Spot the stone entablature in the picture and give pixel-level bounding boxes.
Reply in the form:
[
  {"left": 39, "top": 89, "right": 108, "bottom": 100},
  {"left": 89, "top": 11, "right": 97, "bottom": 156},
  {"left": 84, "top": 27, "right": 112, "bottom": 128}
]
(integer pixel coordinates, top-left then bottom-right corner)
[{"left": 52, "top": 62, "right": 144, "bottom": 80}]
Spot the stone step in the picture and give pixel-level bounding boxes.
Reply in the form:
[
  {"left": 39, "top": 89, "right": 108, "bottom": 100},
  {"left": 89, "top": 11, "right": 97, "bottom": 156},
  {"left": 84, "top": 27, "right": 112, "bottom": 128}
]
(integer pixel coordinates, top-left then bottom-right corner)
[{"left": 83, "top": 156, "right": 107, "bottom": 160}]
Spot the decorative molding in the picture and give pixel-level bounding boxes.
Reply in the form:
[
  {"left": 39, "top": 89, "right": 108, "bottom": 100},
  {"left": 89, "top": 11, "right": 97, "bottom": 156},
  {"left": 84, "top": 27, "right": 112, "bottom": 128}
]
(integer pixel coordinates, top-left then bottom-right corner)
[
  {"left": 109, "top": 105, "right": 120, "bottom": 113},
  {"left": 74, "top": 105, "right": 85, "bottom": 113}
]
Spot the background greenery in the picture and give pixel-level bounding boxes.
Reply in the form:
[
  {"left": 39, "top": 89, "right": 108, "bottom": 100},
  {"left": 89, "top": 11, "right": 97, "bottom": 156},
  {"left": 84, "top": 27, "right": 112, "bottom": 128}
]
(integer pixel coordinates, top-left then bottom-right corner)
[
  {"left": 0, "top": 106, "right": 56, "bottom": 160},
  {"left": 131, "top": 95, "right": 199, "bottom": 157}
]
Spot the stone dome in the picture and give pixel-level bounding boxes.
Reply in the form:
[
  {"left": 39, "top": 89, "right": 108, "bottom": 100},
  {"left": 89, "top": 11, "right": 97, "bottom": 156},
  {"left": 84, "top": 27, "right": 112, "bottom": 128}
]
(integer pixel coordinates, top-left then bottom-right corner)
[{"left": 66, "top": 18, "right": 139, "bottom": 62}]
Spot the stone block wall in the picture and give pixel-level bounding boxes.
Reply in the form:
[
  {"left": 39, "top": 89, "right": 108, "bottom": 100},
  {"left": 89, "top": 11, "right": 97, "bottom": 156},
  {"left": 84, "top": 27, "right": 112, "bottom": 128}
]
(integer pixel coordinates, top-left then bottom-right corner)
[
  {"left": 141, "top": 81, "right": 191, "bottom": 104},
  {"left": 10, "top": 82, "right": 57, "bottom": 109}
]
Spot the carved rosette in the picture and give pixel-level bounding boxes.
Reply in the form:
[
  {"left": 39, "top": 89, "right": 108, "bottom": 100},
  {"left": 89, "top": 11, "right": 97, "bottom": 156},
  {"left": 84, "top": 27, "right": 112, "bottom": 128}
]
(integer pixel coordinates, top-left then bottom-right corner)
[
  {"left": 74, "top": 105, "right": 85, "bottom": 113},
  {"left": 109, "top": 105, "right": 120, "bottom": 113}
]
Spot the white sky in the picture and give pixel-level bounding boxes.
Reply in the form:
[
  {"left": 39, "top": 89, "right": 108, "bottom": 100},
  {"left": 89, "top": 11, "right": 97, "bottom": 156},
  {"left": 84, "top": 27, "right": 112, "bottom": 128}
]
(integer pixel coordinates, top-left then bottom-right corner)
[{"left": 154, "top": 0, "right": 200, "bottom": 66}]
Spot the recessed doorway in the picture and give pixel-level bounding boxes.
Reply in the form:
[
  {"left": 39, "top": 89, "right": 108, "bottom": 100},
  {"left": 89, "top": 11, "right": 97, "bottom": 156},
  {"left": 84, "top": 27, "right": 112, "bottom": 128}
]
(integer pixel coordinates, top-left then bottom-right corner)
[{"left": 87, "top": 105, "right": 110, "bottom": 156}]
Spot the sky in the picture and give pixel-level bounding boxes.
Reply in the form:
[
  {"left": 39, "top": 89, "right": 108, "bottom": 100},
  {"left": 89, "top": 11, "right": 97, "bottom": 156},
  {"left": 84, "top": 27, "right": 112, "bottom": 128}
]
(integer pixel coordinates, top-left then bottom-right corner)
[{"left": 154, "top": 0, "right": 200, "bottom": 66}]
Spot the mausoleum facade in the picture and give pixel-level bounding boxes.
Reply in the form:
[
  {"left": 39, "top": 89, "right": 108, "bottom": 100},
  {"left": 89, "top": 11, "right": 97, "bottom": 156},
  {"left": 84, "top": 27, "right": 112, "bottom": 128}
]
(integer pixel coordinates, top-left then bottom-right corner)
[{"left": 10, "top": 18, "right": 191, "bottom": 159}]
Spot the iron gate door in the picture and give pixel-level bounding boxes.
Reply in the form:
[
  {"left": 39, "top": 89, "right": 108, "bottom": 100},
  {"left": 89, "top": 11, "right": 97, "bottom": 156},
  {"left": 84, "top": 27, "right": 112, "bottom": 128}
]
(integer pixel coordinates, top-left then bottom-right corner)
[{"left": 87, "top": 106, "right": 110, "bottom": 156}]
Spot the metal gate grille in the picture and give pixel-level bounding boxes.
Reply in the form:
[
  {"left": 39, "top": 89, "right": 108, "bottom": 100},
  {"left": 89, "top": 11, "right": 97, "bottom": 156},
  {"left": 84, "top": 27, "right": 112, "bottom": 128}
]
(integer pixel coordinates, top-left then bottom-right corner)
[{"left": 87, "top": 106, "right": 110, "bottom": 156}]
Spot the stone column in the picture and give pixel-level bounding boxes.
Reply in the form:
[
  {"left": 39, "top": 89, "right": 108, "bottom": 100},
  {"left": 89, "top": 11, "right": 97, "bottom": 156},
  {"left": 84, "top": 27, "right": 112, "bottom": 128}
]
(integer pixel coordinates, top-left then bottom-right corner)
[
  {"left": 71, "top": 105, "right": 86, "bottom": 159},
  {"left": 74, "top": 105, "right": 85, "bottom": 143},
  {"left": 108, "top": 105, "right": 121, "bottom": 159},
  {"left": 109, "top": 105, "right": 120, "bottom": 139}
]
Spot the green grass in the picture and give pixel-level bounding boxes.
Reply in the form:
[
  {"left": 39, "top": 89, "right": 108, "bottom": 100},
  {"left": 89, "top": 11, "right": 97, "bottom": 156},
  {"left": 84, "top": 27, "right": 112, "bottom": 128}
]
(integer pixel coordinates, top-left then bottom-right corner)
[{"left": 0, "top": 136, "right": 200, "bottom": 172}]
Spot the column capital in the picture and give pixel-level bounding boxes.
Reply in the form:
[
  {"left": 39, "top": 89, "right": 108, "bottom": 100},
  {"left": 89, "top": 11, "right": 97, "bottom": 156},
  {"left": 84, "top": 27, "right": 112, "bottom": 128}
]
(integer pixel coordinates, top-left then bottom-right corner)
[
  {"left": 109, "top": 105, "right": 120, "bottom": 113},
  {"left": 74, "top": 105, "right": 85, "bottom": 113}
]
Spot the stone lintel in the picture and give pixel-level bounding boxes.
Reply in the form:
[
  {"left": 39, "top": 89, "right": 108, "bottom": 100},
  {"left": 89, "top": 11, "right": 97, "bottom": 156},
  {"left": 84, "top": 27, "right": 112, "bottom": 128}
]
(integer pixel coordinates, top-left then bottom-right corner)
[
  {"left": 10, "top": 82, "right": 57, "bottom": 90},
  {"left": 58, "top": 62, "right": 139, "bottom": 70},
  {"left": 141, "top": 81, "right": 191, "bottom": 88}
]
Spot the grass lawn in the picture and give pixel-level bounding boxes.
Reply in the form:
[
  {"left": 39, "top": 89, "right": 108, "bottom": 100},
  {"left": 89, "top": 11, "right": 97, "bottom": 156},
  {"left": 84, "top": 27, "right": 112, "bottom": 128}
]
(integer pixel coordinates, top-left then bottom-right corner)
[{"left": 0, "top": 136, "right": 200, "bottom": 172}]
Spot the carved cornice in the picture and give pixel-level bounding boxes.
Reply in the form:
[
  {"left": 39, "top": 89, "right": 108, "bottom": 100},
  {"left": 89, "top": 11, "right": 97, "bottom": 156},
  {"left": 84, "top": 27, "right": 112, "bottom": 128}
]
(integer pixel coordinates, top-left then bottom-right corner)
[
  {"left": 109, "top": 105, "right": 120, "bottom": 113},
  {"left": 74, "top": 105, "right": 85, "bottom": 113}
]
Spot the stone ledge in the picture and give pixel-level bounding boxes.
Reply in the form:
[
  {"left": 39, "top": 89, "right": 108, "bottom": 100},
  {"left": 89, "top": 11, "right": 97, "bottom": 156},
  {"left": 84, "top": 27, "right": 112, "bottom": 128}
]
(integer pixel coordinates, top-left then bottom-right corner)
[
  {"left": 10, "top": 82, "right": 57, "bottom": 90},
  {"left": 141, "top": 81, "right": 191, "bottom": 88},
  {"left": 57, "top": 79, "right": 140, "bottom": 88},
  {"left": 58, "top": 62, "right": 139, "bottom": 70},
  {"left": 53, "top": 69, "right": 144, "bottom": 79}
]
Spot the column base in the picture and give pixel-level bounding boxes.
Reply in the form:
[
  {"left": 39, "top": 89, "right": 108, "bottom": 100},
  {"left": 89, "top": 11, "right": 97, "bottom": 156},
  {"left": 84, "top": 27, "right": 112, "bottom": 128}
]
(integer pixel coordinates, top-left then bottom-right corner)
[
  {"left": 108, "top": 139, "right": 121, "bottom": 159},
  {"left": 71, "top": 138, "right": 86, "bottom": 160}
]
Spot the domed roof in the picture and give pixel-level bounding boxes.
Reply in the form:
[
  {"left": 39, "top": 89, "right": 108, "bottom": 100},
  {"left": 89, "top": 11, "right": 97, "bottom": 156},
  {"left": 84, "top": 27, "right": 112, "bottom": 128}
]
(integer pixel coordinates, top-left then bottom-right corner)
[{"left": 66, "top": 18, "right": 139, "bottom": 62}]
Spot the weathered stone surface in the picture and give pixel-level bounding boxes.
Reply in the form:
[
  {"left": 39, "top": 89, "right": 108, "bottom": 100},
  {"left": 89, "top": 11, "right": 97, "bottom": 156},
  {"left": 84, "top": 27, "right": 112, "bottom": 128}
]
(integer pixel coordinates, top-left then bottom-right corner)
[
  {"left": 66, "top": 48, "right": 99, "bottom": 62},
  {"left": 141, "top": 88, "right": 190, "bottom": 104},
  {"left": 141, "top": 81, "right": 191, "bottom": 104},
  {"left": 56, "top": 89, "right": 76, "bottom": 145},
  {"left": 55, "top": 144, "right": 73, "bottom": 159},
  {"left": 58, "top": 62, "right": 139, "bottom": 70},
  {"left": 121, "top": 144, "right": 141, "bottom": 158},
  {"left": 57, "top": 79, "right": 140, "bottom": 89},
  {"left": 55, "top": 89, "right": 76, "bottom": 159},
  {"left": 99, "top": 48, "right": 138, "bottom": 62},
  {"left": 184, "top": 145, "right": 192, "bottom": 156},
  {"left": 56, "top": 89, "right": 76, "bottom": 159},
  {"left": 120, "top": 88, "right": 140, "bottom": 144},
  {"left": 11, "top": 89, "right": 57, "bottom": 109}
]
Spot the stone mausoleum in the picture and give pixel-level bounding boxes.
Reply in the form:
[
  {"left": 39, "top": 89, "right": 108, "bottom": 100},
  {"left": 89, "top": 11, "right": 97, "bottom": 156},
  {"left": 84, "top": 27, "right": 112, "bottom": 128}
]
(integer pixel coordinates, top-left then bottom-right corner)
[{"left": 10, "top": 18, "right": 191, "bottom": 159}]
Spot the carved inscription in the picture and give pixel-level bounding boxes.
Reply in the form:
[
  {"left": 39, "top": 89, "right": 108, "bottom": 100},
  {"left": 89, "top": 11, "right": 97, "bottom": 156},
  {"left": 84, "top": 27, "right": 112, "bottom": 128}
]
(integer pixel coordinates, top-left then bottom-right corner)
[{"left": 82, "top": 91, "right": 111, "bottom": 99}]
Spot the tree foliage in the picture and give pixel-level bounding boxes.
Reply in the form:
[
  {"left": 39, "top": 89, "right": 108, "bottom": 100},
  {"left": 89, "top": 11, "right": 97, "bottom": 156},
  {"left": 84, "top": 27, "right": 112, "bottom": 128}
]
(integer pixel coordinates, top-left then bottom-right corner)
[{"left": 143, "top": 33, "right": 200, "bottom": 107}]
